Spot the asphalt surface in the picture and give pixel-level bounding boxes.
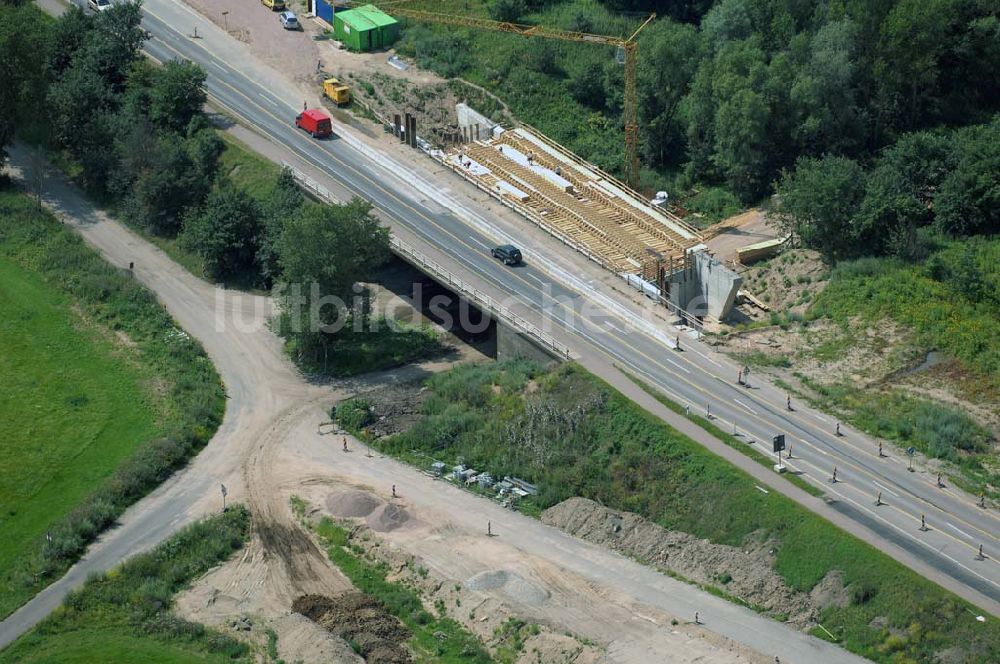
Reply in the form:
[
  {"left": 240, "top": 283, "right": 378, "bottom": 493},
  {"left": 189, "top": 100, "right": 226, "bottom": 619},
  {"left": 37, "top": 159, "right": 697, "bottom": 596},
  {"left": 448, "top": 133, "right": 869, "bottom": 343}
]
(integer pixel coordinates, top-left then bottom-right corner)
[
  {"left": 131, "top": 0, "right": 1000, "bottom": 614},
  {"left": 1, "top": 0, "right": 996, "bottom": 650}
]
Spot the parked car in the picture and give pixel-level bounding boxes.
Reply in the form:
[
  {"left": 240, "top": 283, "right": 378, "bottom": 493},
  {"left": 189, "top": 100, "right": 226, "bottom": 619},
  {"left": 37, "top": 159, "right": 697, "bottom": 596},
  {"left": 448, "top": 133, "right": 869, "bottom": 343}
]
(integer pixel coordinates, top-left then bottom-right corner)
[
  {"left": 261, "top": 0, "right": 286, "bottom": 10},
  {"left": 295, "top": 109, "right": 333, "bottom": 138},
  {"left": 490, "top": 244, "right": 522, "bottom": 266},
  {"left": 279, "top": 11, "right": 300, "bottom": 30},
  {"left": 88, "top": 0, "right": 113, "bottom": 11}
]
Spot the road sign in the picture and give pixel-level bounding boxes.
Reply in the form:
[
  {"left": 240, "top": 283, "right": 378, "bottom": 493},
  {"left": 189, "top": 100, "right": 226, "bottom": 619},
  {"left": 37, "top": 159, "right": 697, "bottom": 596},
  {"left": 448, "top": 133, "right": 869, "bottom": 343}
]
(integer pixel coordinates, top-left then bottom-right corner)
[
  {"left": 906, "top": 447, "right": 916, "bottom": 456},
  {"left": 220, "top": 483, "right": 228, "bottom": 497},
  {"left": 772, "top": 434, "right": 786, "bottom": 453}
]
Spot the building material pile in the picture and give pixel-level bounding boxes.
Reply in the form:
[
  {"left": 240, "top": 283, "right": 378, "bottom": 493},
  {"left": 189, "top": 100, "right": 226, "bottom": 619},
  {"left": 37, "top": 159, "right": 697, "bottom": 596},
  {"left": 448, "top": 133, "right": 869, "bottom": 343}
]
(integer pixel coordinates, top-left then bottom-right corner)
[{"left": 447, "top": 126, "right": 703, "bottom": 283}]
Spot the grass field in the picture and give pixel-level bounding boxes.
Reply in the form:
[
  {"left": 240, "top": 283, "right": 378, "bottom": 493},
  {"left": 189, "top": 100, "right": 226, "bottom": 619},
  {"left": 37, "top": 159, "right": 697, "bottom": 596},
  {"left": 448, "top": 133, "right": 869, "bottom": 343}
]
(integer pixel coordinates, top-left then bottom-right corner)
[
  {"left": 345, "top": 360, "right": 1000, "bottom": 663},
  {"left": 0, "top": 188, "right": 224, "bottom": 619},
  {"left": 0, "top": 258, "right": 158, "bottom": 605},
  {"left": 0, "top": 508, "right": 251, "bottom": 664}
]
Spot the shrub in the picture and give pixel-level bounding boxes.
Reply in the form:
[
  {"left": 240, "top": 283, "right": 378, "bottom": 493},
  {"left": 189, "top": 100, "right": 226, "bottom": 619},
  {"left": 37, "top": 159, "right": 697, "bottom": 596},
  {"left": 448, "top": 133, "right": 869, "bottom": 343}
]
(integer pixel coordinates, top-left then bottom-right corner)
[{"left": 337, "top": 398, "right": 373, "bottom": 432}]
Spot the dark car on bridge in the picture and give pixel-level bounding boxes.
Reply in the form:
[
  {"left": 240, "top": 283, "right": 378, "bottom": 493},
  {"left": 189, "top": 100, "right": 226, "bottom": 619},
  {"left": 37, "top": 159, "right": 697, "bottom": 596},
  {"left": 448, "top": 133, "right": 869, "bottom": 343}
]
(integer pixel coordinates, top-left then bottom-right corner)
[{"left": 491, "top": 244, "right": 522, "bottom": 266}]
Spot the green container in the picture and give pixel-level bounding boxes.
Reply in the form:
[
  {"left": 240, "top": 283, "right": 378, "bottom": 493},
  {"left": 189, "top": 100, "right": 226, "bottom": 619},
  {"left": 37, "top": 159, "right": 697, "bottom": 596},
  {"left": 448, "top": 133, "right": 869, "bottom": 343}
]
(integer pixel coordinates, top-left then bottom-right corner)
[{"left": 333, "top": 4, "right": 399, "bottom": 52}]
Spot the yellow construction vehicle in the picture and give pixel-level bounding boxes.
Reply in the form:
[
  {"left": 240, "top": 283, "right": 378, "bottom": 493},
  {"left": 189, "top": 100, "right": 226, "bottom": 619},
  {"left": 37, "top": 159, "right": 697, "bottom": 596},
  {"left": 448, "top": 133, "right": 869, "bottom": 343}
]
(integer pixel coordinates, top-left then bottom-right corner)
[{"left": 323, "top": 78, "right": 351, "bottom": 106}]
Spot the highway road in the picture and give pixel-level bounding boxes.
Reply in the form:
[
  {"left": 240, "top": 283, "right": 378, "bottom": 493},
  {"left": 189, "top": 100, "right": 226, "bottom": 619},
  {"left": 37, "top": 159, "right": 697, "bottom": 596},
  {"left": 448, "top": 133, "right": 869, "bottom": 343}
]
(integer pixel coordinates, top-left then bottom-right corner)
[
  {"left": 129, "top": 0, "right": 1000, "bottom": 616},
  {"left": 2, "top": 0, "right": 995, "bottom": 650}
]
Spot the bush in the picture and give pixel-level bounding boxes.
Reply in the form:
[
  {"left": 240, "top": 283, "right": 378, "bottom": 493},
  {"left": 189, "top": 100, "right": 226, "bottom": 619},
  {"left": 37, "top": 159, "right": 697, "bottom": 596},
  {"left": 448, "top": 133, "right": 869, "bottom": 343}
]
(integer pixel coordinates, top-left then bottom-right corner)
[{"left": 337, "top": 399, "right": 372, "bottom": 432}]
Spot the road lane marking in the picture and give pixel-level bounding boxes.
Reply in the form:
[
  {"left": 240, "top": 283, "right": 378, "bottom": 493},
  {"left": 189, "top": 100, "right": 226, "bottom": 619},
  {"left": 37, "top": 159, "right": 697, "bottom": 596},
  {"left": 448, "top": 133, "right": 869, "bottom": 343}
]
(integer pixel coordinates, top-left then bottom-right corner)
[
  {"left": 148, "top": 22, "right": 1000, "bottom": 571},
  {"left": 874, "top": 482, "right": 899, "bottom": 499},
  {"left": 733, "top": 399, "right": 757, "bottom": 415},
  {"left": 948, "top": 523, "right": 973, "bottom": 540}
]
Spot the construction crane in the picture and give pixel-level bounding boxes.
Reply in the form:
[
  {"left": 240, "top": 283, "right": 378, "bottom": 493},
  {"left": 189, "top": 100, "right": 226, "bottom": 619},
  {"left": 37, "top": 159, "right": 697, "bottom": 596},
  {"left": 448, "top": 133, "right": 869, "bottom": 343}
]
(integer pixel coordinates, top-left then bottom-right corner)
[{"left": 354, "top": 2, "right": 655, "bottom": 188}]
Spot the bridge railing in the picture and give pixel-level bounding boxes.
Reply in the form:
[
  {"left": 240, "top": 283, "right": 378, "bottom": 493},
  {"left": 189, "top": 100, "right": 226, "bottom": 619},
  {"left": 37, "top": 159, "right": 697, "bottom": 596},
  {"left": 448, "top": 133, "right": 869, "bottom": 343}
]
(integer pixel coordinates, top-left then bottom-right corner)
[{"left": 281, "top": 162, "right": 573, "bottom": 361}]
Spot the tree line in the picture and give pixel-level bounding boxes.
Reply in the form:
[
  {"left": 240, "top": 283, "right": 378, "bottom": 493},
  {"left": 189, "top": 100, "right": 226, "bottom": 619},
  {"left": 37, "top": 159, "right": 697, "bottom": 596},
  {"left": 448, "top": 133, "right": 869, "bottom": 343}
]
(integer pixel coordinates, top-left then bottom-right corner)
[
  {"left": 408, "top": 0, "right": 997, "bottom": 259},
  {"left": 1, "top": 1, "right": 391, "bottom": 361}
]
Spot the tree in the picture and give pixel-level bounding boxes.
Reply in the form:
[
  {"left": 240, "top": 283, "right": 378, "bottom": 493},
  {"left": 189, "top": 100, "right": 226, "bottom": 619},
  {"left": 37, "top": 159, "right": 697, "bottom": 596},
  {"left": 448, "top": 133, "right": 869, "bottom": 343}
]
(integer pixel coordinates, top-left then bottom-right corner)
[
  {"left": 148, "top": 60, "right": 207, "bottom": 133},
  {"left": 569, "top": 62, "right": 605, "bottom": 108},
  {"left": 489, "top": 0, "right": 525, "bottom": 23},
  {"left": 276, "top": 199, "right": 389, "bottom": 364},
  {"left": 637, "top": 19, "right": 703, "bottom": 168},
  {"left": 774, "top": 155, "right": 867, "bottom": 260},
  {"left": 258, "top": 168, "right": 305, "bottom": 284},
  {"left": 0, "top": 4, "right": 52, "bottom": 168},
  {"left": 183, "top": 186, "right": 262, "bottom": 280},
  {"left": 711, "top": 87, "right": 770, "bottom": 201},
  {"left": 278, "top": 198, "right": 389, "bottom": 303},
  {"left": 125, "top": 134, "right": 213, "bottom": 234},
  {"left": 935, "top": 120, "right": 1000, "bottom": 236},
  {"left": 48, "top": 6, "right": 94, "bottom": 76},
  {"left": 790, "top": 19, "right": 863, "bottom": 156}
]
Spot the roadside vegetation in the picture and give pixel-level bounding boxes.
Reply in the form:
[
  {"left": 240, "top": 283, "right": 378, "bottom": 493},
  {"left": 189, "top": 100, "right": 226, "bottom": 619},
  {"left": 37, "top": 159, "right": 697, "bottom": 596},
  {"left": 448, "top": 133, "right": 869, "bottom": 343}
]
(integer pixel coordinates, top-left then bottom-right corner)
[
  {"left": 0, "top": 507, "right": 252, "bottom": 664},
  {"left": 0, "top": 1, "right": 443, "bottom": 381},
  {"left": 310, "top": 517, "right": 495, "bottom": 663},
  {"left": 342, "top": 360, "right": 1000, "bottom": 663},
  {"left": 0, "top": 189, "right": 224, "bottom": 619},
  {"left": 731, "top": 235, "right": 1000, "bottom": 499},
  {"left": 394, "top": 0, "right": 997, "bottom": 208}
]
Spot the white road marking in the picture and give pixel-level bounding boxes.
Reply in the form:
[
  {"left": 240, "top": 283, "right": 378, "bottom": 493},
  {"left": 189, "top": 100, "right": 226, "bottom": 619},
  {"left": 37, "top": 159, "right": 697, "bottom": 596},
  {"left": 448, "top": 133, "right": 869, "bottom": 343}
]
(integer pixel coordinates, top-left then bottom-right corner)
[
  {"left": 873, "top": 481, "right": 899, "bottom": 498},
  {"left": 948, "top": 522, "right": 973, "bottom": 540},
  {"left": 467, "top": 235, "right": 491, "bottom": 250},
  {"left": 733, "top": 398, "right": 757, "bottom": 415},
  {"left": 755, "top": 485, "right": 769, "bottom": 494}
]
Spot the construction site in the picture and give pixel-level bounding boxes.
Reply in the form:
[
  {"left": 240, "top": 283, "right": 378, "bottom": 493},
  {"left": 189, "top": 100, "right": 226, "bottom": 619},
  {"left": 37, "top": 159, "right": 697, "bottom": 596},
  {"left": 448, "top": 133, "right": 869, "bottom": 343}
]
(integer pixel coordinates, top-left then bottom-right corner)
[
  {"left": 445, "top": 126, "right": 702, "bottom": 282},
  {"left": 296, "top": 1, "right": 744, "bottom": 321}
]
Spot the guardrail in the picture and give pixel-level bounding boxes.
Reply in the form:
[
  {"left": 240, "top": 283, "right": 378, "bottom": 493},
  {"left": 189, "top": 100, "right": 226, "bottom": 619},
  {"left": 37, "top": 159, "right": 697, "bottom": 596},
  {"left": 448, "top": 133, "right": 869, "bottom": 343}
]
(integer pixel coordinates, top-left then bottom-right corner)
[
  {"left": 280, "top": 163, "right": 573, "bottom": 360},
  {"left": 389, "top": 237, "right": 573, "bottom": 360}
]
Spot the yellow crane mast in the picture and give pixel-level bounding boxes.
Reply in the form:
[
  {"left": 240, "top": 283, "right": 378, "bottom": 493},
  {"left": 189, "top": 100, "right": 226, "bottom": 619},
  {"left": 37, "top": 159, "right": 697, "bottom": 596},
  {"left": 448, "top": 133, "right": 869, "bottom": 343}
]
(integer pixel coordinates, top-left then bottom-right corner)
[{"left": 353, "top": 2, "right": 655, "bottom": 188}]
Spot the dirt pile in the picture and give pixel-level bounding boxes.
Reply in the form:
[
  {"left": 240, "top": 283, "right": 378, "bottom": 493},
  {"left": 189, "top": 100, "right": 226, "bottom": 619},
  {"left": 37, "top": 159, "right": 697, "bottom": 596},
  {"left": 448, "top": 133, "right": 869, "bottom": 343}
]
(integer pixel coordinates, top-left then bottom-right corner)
[
  {"left": 351, "top": 381, "right": 429, "bottom": 439},
  {"left": 542, "top": 497, "right": 823, "bottom": 626},
  {"left": 293, "top": 593, "right": 412, "bottom": 664},
  {"left": 366, "top": 503, "right": 412, "bottom": 532},
  {"left": 464, "top": 569, "right": 550, "bottom": 606},
  {"left": 327, "top": 490, "right": 384, "bottom": 518}
]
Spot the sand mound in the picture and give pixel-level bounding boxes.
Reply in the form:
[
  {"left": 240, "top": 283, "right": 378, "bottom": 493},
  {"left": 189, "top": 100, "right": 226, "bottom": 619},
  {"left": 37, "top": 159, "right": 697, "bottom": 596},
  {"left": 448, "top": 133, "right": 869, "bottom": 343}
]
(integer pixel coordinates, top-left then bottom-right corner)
[
  {"left": 326, "top": 490, "right": 383, "bottom": 518},
  {"left": 366, "top": 502, "right": 411, "bottom": 532},
  {"left": 464, "top": 569, "right": 550, "bottom": 606},
  {"left": 543, "top": 497, "right": 817, "bottom": 626}
]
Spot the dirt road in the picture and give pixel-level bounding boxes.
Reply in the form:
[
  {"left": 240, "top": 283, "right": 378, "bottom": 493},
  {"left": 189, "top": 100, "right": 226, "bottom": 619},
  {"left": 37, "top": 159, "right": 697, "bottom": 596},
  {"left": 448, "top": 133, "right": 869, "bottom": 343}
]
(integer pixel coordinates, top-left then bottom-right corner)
[{"left": 1, "top": 146, "right": 866, "bottom": 663}]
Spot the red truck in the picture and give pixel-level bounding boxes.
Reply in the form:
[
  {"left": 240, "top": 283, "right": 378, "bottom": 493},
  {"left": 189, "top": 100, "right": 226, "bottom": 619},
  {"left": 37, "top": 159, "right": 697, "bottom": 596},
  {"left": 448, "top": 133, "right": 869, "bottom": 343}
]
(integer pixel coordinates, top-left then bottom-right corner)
[{"left": 295, "top": 109, "right": 332, "bottom": 138}]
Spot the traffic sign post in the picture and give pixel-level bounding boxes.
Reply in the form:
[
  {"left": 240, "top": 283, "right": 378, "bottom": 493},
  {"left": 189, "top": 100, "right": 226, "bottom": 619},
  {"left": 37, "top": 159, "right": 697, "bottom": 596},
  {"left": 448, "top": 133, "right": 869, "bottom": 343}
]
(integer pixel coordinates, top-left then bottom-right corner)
[
  {"left": 221, "top": 483, "right": 228, "bottom": 512},
  {"left": 906, "top": 447, "right": 915, "bottom": 472},
  {"left": 772, "top": 434, "right": 786, "bottom": 473}
]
